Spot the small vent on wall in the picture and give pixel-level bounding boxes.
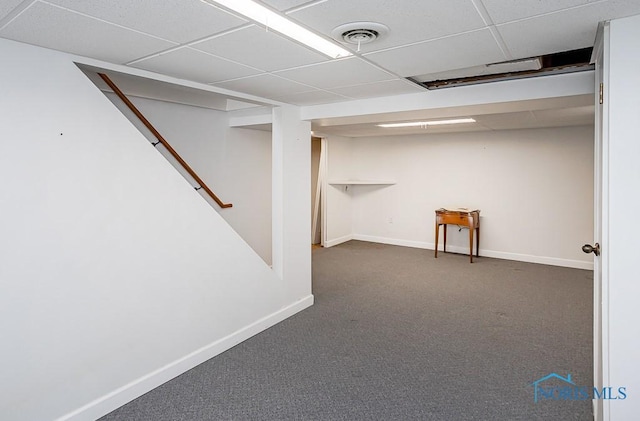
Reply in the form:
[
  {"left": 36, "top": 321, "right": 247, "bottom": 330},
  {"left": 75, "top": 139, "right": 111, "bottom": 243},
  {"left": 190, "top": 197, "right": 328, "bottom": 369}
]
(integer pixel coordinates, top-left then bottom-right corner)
[{"left": 409, "top": 47, "right": 594, "bottom": 90}]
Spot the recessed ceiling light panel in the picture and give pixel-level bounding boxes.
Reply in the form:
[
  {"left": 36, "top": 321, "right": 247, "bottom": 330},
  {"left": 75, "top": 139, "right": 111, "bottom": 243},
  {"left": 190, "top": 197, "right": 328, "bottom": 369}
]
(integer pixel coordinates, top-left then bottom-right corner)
[
  {"left": 377, "top": 118, "right": 476, "bottom": 128},
  {"left": 202, "top": 0, "right": 352, "bottom": 59}
]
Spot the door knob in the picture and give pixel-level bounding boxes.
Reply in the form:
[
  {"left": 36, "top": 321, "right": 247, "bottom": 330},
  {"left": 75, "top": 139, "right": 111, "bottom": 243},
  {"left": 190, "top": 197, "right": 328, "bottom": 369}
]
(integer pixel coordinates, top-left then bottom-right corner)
[{"left": 582, "top": 243, "right": 600, "bottom": 256}]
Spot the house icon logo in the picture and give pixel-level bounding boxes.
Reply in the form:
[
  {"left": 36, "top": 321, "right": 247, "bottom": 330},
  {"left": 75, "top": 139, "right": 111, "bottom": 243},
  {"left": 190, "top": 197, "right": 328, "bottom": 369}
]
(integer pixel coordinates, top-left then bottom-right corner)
[
  {"left": 530, "top": 372, "right": 627, "bottom": 403},
  {"left": 530, "top": 373, "right": 575, "bottom": 403}
]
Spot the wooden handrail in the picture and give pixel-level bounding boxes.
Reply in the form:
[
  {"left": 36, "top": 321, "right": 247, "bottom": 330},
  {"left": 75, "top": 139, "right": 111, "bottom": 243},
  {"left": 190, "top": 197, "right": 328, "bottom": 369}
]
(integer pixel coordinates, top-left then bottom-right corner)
[{"left": 98, "top": 73, "right": 232, "bottom": 208}]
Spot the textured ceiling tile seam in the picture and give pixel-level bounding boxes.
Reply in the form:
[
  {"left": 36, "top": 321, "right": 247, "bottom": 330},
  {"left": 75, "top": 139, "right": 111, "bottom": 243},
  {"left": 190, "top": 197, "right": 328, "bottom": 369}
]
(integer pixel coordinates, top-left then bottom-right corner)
[
  {"left": 494, "top": 0, "right": 610, "bottom": 26},
  {"left": 126, "top": 24, "right": 259, "bottom": 66},
  {"left": 271, "top": 85, "right": 355, "bottom": 99},
  {"left": 471, "top": 0, "right": 495, "bottom": 26},
  {"left": 472, "top": 0, "right": 512, "bottom": 60},
  {"left": 361, "top": 26, "right": 492, "bottom": 57},
  {"left": 486, "top": 25, "right": 512, "bottom": 61},
  {"left": 354, "top": 54, "right": 413, "bottom": 80},
  {"left": 37, "top": 0, "right": 179, "bottom": 45},
  {"left": 125, "top": 44, "right": 194, "bottom": 66},
  {"left": 210, "top": 72, "right": 320, "bottom": 91},
  {"left": 179, "top": 46, "right": 269, "bottom": 73},
  {"left": 128, "top": 46, "right": 267, "bottom": 75},
  {"left": 323, "top": 77, "right": 410, "bottom": 92},
  {"left": 269, "top": 55, "right": 353, "bottom": 73},
  {"left": 282, "top": 0, "right": 328, "bottom": 14},
  {"left": 0, "top": 0, "right": 37, "bottom": 31},
  {"left": 187, "top": 23, "right": 255, "bottom": 48},
  {"left": 309, "top": 87, "right": 353, "bottom": 101}
]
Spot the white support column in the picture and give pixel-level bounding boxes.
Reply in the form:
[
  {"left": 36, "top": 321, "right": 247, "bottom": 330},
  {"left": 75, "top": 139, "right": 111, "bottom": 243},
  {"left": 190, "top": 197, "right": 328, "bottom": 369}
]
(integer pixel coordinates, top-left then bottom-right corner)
[{"left": 272, "top": 106, "right": 312, "bottom": 302}]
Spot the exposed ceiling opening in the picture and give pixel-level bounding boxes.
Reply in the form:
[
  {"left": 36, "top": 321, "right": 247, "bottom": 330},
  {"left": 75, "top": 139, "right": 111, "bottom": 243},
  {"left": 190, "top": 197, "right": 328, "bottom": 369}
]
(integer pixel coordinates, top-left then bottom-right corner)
[{"left": 410, "top": 47, "right": 594, "bottom": 90}]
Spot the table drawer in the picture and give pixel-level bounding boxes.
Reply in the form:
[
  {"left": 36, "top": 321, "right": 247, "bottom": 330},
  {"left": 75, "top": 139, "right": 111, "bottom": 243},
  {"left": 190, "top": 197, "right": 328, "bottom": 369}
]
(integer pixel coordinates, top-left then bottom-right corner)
[{"left": 438, "top": 212, "right": 472, "bottom": 225}]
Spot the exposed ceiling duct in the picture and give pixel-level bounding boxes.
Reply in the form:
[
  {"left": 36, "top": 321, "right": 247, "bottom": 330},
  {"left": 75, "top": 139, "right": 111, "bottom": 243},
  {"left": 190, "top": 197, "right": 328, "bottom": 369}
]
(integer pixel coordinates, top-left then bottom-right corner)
[{"left": 410, "top": 47, "right": 594, "bottom": 90}]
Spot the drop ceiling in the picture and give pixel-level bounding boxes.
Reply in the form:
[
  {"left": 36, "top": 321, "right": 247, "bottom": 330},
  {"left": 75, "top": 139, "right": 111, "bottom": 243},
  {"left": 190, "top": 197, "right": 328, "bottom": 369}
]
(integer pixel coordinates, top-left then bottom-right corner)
[{"left": 2, "top": 0, "right": 639, "bottom": 135}]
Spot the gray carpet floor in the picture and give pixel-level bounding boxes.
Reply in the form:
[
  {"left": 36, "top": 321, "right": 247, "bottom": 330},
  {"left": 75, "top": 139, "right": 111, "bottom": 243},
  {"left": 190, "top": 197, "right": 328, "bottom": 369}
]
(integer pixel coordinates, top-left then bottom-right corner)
[{"left": 100, "top": 241, "right": 593, "bottom": 420}]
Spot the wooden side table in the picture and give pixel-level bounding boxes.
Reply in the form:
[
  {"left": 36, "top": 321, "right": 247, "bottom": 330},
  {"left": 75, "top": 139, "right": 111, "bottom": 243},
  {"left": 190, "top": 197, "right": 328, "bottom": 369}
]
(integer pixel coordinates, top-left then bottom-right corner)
[{"left": 435, "top": 208, "right": 480, "bottom": 263}]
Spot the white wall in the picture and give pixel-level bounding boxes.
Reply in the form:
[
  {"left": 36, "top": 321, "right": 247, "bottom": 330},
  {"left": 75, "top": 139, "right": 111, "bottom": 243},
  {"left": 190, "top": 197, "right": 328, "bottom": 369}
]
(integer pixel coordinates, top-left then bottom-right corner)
[
  {"left": 605, "top": 13, "right": 640, "bottom": 420},
  {"left": 0, "top": 38, "right": 311, "bottom": 421},
  {"left": 105, "top": 94, "right": 273, "bottom": 264},
  {"left": 325, "top": 126, "right": 594, "bottom": 268},
  {"left": 217, "top": 127, "right": 272, "bottom": 263},
  {"left": 324, "top": 135, "right": 355, "bottom": 246}
]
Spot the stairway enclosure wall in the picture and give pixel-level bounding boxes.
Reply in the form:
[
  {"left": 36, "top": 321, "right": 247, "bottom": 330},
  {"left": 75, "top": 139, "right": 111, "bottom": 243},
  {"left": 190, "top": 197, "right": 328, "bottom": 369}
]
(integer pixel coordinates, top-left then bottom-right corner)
[
  {"left": 0, "top": 38, "right": 311, "bottom": 421},
  {"left": 104, "top": 93, "right": 273, "bottom": 264}
]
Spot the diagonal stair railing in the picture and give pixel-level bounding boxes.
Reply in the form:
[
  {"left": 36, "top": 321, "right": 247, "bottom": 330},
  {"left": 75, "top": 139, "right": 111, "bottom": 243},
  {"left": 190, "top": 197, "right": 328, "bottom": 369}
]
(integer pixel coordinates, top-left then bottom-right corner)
[{"left": 98, "top": 73, "right": 232, "bottom": 208}]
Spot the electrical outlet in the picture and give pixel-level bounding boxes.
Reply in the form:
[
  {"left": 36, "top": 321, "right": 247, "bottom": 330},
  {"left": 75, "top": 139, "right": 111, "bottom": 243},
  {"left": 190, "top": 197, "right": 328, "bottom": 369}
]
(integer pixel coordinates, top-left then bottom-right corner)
[{"left": 388, "top": 217, "right": 393, "bottom": 224}]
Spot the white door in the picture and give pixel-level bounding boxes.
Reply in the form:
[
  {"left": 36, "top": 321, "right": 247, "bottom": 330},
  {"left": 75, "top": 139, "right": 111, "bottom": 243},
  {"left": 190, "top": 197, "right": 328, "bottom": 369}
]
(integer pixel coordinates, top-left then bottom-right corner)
[{"left": 590, "top": 22, "right": 609, "bottom": 421}]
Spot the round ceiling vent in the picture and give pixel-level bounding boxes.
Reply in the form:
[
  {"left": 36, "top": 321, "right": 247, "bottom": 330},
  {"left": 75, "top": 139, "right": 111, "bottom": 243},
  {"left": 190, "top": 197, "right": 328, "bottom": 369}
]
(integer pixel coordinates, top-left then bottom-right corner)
[{"left": 331, "top": 22, "right": 389, "bottom": 50}]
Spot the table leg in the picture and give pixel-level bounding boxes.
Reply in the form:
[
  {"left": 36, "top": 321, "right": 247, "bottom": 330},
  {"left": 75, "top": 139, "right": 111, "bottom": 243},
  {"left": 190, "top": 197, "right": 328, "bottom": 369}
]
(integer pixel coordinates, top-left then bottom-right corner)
[
  {"left": 443, "top": 224, "right": 447, "bottom": 253},
  {"left": 469, "top": 227, "right": 474, "bottom": 263},
  {"left": 434, "top": 222, "right": 439, "bottom": 258},
  {"left": 476, "top": 226, "right": 480, "bottom": 257}
]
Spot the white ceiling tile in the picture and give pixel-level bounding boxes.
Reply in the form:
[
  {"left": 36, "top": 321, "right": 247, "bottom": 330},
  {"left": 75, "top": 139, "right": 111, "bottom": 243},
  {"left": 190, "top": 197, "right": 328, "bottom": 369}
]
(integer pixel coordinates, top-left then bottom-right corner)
[
  {"left": 192, "top": 25, "right": 328, "bottom": 72},
  {"left": 0, "top": 2, "right": 175, "bottom": 63},
  {"left": 481, "top": 0, "right": 602, "bottom": 24},
  {"left": 213, "top": 74, "right": 314, "bottom": 98},
  {"left": 274, "top": 57, "right": 394, "bottom": 89},
  {"left": 262, "top": 0, "right": 318, "bottom": 11},
  {"left": 475, "top": 111, "right": 539, "bottom": 130},
  {"left": 328, "top": 79, "right": 425, "bottom": 99},
  {"left": 289, "top": 0, "right": 485, "bottom": 53},
  {"left": 0, "top": 0, "right": 25, "bottom": 22},
  {"left": 497, "top": 1, "right": 640, "bottom": 58},
  {"left": 533, "top": 106, "right": 594, "bottom": 125},
  {"left": 365, "top": 29, "right": 505, "bottom": 77},
  {"left": 0, "top": 0, "right": 631, "bottom": 122},
  {"left": 272, "top": 89, "right": 350, "bottom": 106},
  {"left": 130, "top": 47, "right": 262, "bottom": 84},
  {"left": 44, "top": 0, "right": 247, "bottom": 43}
]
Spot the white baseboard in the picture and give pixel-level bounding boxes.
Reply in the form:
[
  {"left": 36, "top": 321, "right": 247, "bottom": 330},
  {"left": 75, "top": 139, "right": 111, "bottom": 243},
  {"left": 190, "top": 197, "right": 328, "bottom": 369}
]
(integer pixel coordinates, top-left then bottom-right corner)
[
  {"left": 324, "top": 234, "right": 353, "bottom": 248},
  {"left": 57, "top": 294, "right": 314, "bottom": 421},
  {"left": 352, "top": 234, "right": 431, "bottom": 250},
  {"left": 475, "top": 248, "right": 593, "bottom": 270},
  {"left": 351, "top": 234, "right": 593, "bottom": 270}
]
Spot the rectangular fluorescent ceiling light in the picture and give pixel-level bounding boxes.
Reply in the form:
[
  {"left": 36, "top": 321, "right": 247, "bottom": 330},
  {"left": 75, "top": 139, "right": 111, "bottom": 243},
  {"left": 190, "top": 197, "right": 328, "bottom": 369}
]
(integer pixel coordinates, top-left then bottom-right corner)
[
  {"left": 203, "top": 0, "right": 352, "bottom": 59},
  {"left": 378, "top": 118, "right": 476, "bottom": 128}
]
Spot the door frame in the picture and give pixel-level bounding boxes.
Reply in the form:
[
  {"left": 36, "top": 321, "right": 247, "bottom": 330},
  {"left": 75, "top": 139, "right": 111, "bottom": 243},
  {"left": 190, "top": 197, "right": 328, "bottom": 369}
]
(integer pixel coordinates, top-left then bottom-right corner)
[
  {"left": 591, "top": 21, "right": 610, "bottom": 421},
  {"left": 311, "top": 136, "right": 327, "bottom": 246}
]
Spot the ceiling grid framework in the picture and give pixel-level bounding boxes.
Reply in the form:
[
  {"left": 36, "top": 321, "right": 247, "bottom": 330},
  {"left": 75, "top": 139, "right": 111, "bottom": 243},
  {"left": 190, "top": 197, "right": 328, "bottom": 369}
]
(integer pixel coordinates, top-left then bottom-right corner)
[
  {"left": 1, "top": 0, "right": 639, "bottom": 131},
  {"left": 470, "top": 0, "right": 513, "bottom": 60}
]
